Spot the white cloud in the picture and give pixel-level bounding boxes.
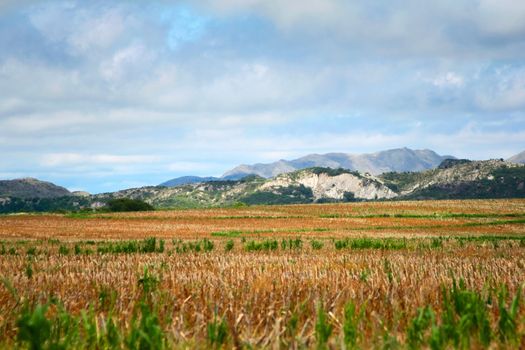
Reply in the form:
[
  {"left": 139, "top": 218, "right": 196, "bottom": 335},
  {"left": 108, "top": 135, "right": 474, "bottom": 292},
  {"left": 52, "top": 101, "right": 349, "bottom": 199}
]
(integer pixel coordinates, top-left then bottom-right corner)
[
  {"left": 40, "top": 153, "right": 162, "bottom": 167},
  {"left": 69, "top": 9, "right": 127, "bottom": 54},
  {"left": 474, "top": 66, "right": 525, "bottom": 111},
  {"left": 167, "top": 161, "right": 221, "bottom": 172},
  {"left": 28, "top": 3, "right": 131, "bottom": 56},
  {"left": 199, "top": 0, "right": 525, "bottom": 59},
  {"left": 100, "top": 43, "right": 153, "bottom": 81},
  {"left": 0, "top": 0, "right": 524, "bottom": 192},
  {"left": 476, "top": 0, "right": 525, "bottom": 37},
  {"left": 432, "top": 72, "right": 464, "bottom": 88}
]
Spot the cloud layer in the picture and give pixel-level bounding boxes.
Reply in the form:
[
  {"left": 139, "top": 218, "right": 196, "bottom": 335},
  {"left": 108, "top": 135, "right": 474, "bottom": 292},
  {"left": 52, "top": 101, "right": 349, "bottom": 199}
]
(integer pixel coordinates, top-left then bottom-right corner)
[{"left": 0, "top": 0, "right": 524, "bottom": 192}]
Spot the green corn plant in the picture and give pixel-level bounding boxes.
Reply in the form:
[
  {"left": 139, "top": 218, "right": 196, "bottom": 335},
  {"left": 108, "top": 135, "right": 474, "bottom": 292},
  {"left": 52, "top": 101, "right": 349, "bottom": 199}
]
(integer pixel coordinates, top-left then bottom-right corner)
[
  {"left": 207, "top": 315, "right": 229, "bottom": 348},
  {"left": 428, "top": 279, "right": 492, "bottom": 349},
  {"left": 26, "top": 247, "right": 37, "bottom": 256},
  {"left": 51, "top": 303, "right": 80, "bottom": 348},
  {"left": 406, "top": 306, "right": 433, "bottom": 349},
  {"left": 141, "top": 237, "right": 157, "bottom": 253},
  {"left": 382, "top": 331, "right": 401, "bottom": 350},
  {"left": 126, "top": 268, "right": 166, "bottom": 350},
  {"left": 103, "top": 315, "right": 122, "bottom": 349},
  {"left": 497, "top": 285, "right": 521, "bottom": 344},
  {"left": 16, "top": 304, "right": 51, "bottom": 350},
  {"left": 125, "top": 300, "right": 165, "bottom": 350},
  {"left": 311, "top": 240, "right": 324, "bottom": 250},
  {"left": 81, "top": 307, "right": 100, "bottom": 348},
  {"left": 25, "top": 262, "right": 33, "bottom": 279},
  {"left": 343, "top": 301, "right": 364, "bottom": 349},
  {"left": 158, "top": 239, "right": 165, "bottom": 253},
  {"left": 138, "top": 268, "right": 159, "bottom": 296},
  {"left": 315, "top": 304, "right": 333, "bottom": 350},
  {"left": 436, "top": 285, "right": 459, "bottom": 347},
  {"left": 58, "top": 245, "right": 69, "bottom": 255},
  {"left": 285, "top": 311, "right": 299, "bottom": 346},
  {"left": 224, "top": 239, "right": 234, "bottom": 252},
  {"left": 74, "top": 244, "right": 82, "bottom": 255},
  {"left": 291, "top": 238, "right": 302, "bottom": 249},
  {"left": 430, "top": 237, "right": 443, "bottom": 249},
  {"left": 451, "top": 279, "right": 491, "bottom": 348},
  {"left": 383, "top": 259, "right": 394, "bottom": 283},
  {"left": 202, "top": 239, "right": 214, "bottom": 252},
  {"left": 428, "top": 323, "right": 446, "bottom": 350}
]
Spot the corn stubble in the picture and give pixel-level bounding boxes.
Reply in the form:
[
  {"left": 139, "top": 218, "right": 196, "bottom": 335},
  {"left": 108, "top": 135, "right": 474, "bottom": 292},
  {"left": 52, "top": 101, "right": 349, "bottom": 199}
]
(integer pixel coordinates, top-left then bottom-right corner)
[{"left": 0, "top": 199, "right": 524, "bottom": 348}]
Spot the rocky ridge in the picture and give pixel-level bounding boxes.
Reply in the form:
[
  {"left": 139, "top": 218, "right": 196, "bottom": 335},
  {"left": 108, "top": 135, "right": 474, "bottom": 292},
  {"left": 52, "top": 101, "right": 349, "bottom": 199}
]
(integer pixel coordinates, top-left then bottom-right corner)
[{"left": 1, "top": 159, "right": 524, "bottom": 213}]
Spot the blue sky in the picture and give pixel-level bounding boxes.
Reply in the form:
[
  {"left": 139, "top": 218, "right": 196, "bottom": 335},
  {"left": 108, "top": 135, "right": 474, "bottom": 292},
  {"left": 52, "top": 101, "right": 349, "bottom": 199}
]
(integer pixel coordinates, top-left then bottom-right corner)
[{"left": 0, "top": 0, "right": 524, "bottom": 193}]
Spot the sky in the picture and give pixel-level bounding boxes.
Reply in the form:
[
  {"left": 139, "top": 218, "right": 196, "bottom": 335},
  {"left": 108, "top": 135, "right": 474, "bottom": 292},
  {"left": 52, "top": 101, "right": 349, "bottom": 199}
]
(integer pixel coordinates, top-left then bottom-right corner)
[{"left": 1, "top": 0, "right": 524, "bottom": 193}]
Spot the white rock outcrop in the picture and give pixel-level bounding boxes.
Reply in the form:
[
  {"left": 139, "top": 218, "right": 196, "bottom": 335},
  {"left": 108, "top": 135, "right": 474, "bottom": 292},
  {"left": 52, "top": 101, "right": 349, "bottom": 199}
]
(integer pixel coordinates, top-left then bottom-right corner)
[{"left": 261, "top": 172, "right": 397, "bottom": 200}]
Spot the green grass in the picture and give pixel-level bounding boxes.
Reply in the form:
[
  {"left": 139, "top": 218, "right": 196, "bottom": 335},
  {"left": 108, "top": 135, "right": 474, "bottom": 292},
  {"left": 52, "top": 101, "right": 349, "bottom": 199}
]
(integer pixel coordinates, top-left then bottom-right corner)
[
  {"left": 319, "top": 212, "right": 525, "bottom": 219},
  {"left": 210, "top": 230, "right": 244, "bottom": 237}
]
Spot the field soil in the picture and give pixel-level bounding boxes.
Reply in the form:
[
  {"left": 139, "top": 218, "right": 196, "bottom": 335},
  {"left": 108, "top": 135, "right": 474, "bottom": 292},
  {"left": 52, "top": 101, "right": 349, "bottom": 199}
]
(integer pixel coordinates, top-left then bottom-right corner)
[{"left": 0, "top": 199, "right": 524, "bottom": 348}]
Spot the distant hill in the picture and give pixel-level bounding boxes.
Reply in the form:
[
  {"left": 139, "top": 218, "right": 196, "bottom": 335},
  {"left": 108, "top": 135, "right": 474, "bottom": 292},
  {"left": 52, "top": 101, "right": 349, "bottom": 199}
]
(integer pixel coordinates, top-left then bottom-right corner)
[
  {"left": 380, "top": 159, "right": 525, "bottom": 199},
  {"left": 508, "top": 151, "right": 525, "bottom": 164},
  {"left": 2, "top": 157, "right": 524, "bottom": 213},
  {"left": 93, "top": 159, "right": 525, "bottom": 209},
  {"left": 159, "top": 148, "right": 454, "bottom": 186},
  {"left": 160, "top": 176, "right": 221, "bottom": 187},
  {"left": 222, "top": 148, "right": 455, "bottom": 179},
  {"left": 159, "top": 174, "right": 250, "bottom": 187},
  {"left": 95, "top": 168, "right": 397, "bottom": 208},
  {"left": 0, "top": 178, "right": 71, "bottom": 199}
]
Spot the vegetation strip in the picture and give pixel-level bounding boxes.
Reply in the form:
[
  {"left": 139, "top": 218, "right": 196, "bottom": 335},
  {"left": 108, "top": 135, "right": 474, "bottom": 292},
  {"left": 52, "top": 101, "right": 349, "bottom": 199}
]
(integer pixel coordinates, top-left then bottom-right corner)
[
  {"left": 210, "top": 219, "right": 525, "bottom": 237},
  {"left": 319, "top": 212, "right": 525, "bottom": 219}
]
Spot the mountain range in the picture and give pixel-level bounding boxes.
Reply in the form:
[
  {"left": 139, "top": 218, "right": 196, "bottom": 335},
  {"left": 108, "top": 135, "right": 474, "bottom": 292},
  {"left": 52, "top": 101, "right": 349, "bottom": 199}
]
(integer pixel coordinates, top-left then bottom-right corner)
[
  {"left": 92, "top": 158, "right": 524, "bottom": 208},
  {"left": 508, "top": 150, "right": 525, "bottom": 164},
  {"left": 162, "top": 147, "right": 455, "bottom": 187},
  {"left": 222, "top": 147, "right": 455, "bottom": 178},
  {"left": 0, "top": 148, "right": 524, "bottom": 213},
  {"left": 0, "top": 157, "right": 524, "bottom": 213}
]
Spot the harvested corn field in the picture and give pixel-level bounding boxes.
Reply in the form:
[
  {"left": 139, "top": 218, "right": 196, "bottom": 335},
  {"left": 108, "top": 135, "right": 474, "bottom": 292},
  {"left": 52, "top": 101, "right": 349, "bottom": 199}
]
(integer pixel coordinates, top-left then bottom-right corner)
[{"left": 0, "top": 199, "right": 524, "bottom": 348}]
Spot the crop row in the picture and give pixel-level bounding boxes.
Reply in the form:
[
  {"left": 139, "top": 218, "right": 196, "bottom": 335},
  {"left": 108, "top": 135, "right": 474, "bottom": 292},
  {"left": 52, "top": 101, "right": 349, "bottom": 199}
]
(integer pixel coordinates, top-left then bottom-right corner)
[{"left": 2, "top": 267, "right": 523, "bottom": 349}]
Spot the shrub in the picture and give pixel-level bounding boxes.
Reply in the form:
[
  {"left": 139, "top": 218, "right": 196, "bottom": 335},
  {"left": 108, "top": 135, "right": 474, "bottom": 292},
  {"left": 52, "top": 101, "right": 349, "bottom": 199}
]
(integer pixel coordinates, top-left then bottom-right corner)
[
  {"left": 224, "top": 240, "right": 234, "bottom": 252},
  {"left": 202, "top": 239, "right": 214, "bottom": 252},
  {"left": 26, "top": 247, "right": 37, "bottom": 256},
  {"left": 245, "top": 239, "right": 278, "bottom": 252},
  {"left": 104, "top": 198, "right": 154, "bottom": 212},
  {"left": 58, "top": 245, "right": 69, "bottom": 255},
  {"left": 311, "top": 240, "right": 324, "bottom": 250}
]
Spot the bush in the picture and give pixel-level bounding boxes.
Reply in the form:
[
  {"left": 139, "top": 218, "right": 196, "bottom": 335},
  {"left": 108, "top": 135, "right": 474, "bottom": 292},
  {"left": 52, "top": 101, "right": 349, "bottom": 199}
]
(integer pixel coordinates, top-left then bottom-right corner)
[
  {"left": 311, "top": 240, "right": 324, "bottom": 250},
  {"left": 58, "top": 245, "right": 69, "bottom": 255},
  {"left": 104, "top": 198, "right": 154, "bottom": 212},
  {"left": 224, "top": 240, "right": 234, "bottom": 252}
]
